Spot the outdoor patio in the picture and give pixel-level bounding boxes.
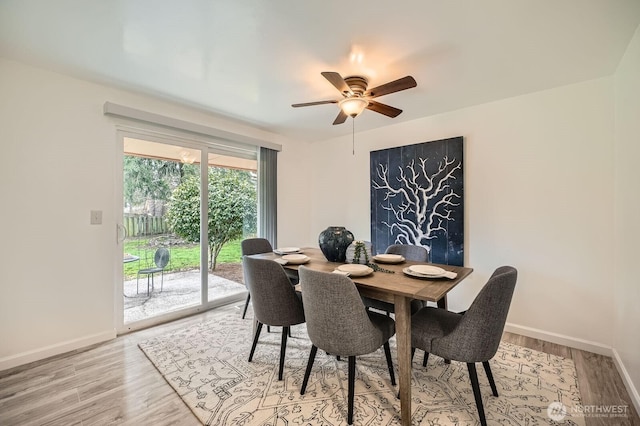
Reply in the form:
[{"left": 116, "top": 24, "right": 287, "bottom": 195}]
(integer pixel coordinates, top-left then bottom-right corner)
[{"left": 123, "top": 267, "right": 246, "bottom": 323}]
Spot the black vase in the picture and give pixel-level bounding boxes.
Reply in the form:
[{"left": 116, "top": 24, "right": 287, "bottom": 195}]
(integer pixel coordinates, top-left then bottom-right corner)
[{"left": 318, "top": 226, "right": 355, "bottom": 262}]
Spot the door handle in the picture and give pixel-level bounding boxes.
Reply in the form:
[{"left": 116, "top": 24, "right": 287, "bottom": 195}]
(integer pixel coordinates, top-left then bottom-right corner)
[{"left": 116, "top": 224, "right": 127, "bottom": 243}]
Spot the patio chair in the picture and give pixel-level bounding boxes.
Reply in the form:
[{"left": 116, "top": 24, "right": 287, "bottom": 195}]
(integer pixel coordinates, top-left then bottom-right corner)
[{"left": 137, "top": 247, "right": 170, "bottom": 295}]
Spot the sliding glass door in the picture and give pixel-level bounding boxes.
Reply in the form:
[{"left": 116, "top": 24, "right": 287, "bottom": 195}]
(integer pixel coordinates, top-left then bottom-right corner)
[
  {"left": 206, "top": 152, "right": 257, "bottom": 303},
  {"left": 118, "top": 134, "right": 256, "bottom": 330}
]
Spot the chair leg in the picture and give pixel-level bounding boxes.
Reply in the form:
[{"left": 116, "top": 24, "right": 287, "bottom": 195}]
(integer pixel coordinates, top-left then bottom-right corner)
[
  {"left": 383, "top": 342, "right": 396, "bottom": 385},
  {"left": 483, "top": 361, "right": 499, "bottom": 397},
  {"left": 467, "top": 363, "right": 487, "bottom": 426},
  {"left": 248, "top": 322, "right": 263, "bottom": 362},
  {"left": 241, "top": 293, "right": 251, "bottom": 319},
  {"left": 160, "top": 270, "right": 164, "bottom": 292},
  {"left": 411, "top": 347, "right": 416, "bottom": 363},
  {"left": 300, "top": 345, "right": 318, "bottom": 395},
  {"left": 348, "top": 356, "right": 356, "bottom": 425},
  {"left": 136, "top": 273, "right": 140, "bottom": 294},
  {"left": 278, "top": 326, "right": 289, "bottom": 381},
  {"left": 423, "top": 351, "right": 429, "bottom": 367}
]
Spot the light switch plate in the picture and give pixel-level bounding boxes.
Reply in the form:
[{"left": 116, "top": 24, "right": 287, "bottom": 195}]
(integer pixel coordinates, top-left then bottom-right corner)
[{"left": 90, "top": 210, "right": 102, "bottom": 225}]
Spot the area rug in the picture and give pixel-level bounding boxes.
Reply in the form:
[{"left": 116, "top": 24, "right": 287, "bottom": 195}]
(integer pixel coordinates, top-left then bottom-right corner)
[{"left": 139, "top": 313, "right": 585, "bottom": 425}]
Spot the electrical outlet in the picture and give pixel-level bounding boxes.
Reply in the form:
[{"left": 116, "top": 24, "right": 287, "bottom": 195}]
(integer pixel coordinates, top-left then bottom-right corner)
[{"left": 90, "top": 210, "right": 102, "bottom": 225}]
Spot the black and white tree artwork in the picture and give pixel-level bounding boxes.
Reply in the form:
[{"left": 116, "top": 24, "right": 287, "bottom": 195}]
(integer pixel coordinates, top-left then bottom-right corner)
[{"left": 370, "top": 137, "right": 464, "bottom": 266}]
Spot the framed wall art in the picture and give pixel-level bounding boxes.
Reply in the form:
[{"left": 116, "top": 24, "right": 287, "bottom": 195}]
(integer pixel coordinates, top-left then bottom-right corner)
[{"left": 370, "top": 136, "right": 464, "bottom": 266}]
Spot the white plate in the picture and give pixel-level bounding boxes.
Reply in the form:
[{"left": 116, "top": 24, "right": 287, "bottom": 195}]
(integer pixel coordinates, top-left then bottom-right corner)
[
  {"left": 403, "top": 267, "right": 448, "bottom": 279},
  {"left": 373, "top": 254, "right": 405, "bottom": 264},
  {"left": 281, "top": 254, "right": 310, "bottom": 265},
  {"left": 409, "top": 265, "right": 446, "bottom": 276},
  {"left": 274, "top": 247, "right": 301, "bottom": 254},
  {"left": 337, "top": 264, "right": 374, "bottom": 277}
]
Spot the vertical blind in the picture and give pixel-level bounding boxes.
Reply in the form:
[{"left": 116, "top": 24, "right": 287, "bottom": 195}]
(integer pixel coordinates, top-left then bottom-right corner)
[{"left": 258, "top": 147, "right": 278, "bottom": 247}]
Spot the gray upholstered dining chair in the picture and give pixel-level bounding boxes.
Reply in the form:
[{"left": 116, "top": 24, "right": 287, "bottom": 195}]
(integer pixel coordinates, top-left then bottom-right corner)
[
  {"left": 240, "top": 238, "right": 274, "bottom": 319},
  {"left": 243, "top": 256, "right": 305, "bottom": 381},
  {"left": 386, "top": 243, "right": 429, "bottom": 261},
  {"left": 364, "top": 244, "right": 429, "bottom": 315},
  {"left": 298, "top": 266, "right": 396, "bottom": 425},
  {"left": 410, "top": 266, "right": 518, "bottom": 426}
]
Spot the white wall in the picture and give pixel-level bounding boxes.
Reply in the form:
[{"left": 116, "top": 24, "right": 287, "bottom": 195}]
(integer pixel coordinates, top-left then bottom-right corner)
[
  {"left": 613, "top": 24, "right": 640, "bottom": 408},
  {"left": 306, "top": 78, "right": 616, "bottom": 352},
  {"left": 0, "top": 58, "right": 307, "bottom": 369}
]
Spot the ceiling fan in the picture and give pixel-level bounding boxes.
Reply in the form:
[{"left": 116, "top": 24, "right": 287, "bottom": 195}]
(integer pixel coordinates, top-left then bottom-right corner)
[{"left": 292, "top": 72, "right": 417, "bottom": 125}]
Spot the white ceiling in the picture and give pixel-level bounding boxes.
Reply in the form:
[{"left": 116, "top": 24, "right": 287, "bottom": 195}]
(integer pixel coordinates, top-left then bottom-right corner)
[{"left": 1, "top": 0, "right": 639, "bottom": 142}]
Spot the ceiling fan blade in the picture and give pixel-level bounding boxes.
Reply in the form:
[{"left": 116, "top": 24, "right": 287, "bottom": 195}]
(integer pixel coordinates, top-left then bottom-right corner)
[
  {"left": 366, "top": 100, "right": 403, "bottom": 117},
  {"left": 333, "top": 109, "right": 348, "bottom": 125},
  {"left": 364, "top": 76, "right": 417, "bottom": 98},
  {"left": 292, "top": 100, "right": 338, "bottom": 108},
  {"left": 321, "top": 71, "right": 353, "bottom": 95}
]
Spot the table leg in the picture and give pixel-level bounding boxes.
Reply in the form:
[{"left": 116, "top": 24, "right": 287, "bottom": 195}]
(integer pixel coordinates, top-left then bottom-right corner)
[
  {"left": 394, "top": 295, "right": 412, "bottom": 426},
  {"left": 437, "top": 295, "right": 448, "bottom": 309},
  {"left": 435, "top": 296, "right": 451, "bottom": 365}
]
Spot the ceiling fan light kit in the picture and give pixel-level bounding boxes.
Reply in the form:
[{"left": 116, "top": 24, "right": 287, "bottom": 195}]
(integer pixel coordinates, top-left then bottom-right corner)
[
  {"left": 339, "top": 97, "right": 369, "bottom": 117},
  {"left": 292, "top": 71, "right": 417, "bottom": 125}
]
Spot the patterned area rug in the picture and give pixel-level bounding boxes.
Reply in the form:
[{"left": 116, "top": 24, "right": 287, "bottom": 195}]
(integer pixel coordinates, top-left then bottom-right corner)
[{"left": 139, "top": 313, "right": 585, "bottom": 425}]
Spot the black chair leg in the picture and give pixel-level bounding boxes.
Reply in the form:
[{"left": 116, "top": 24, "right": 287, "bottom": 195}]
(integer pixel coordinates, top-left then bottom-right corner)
[
  {"left": 383, "top": 342, "right": 396, "bottom": 385},
  {"left": 278, "top": 326, "right": 289, "bottom": 381},
  {"left": 483, "top": 361, "right": 499, "bottom": 397},
  {"left": 241, "top": 293, "right": 251, "bottom": 319},
  {"left": 301, "top": 345, "right": 318, "bottom": 395},
  {"left": 411, "top": 347, "right": 416, "bottom": 362},
  {"left": 467, "top": 363, "right": 487, "bottom": 426},
  {"left": 423, "top": 352, "right": 430, "bottom": 368},
  {"left": 248, "top": 322, "right": 263, "bottom": 362},
  {"left": 348, "top": 356, "right": 356, "bottom": 425}
]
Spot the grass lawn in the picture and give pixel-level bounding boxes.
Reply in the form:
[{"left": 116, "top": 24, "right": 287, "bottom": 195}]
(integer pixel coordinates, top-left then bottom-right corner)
[{"left": 124, "top": 237, "right": 242, "bottom": 279}]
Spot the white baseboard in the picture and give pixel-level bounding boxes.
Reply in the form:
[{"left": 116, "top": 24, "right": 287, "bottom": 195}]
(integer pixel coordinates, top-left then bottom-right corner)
[
  {"left": 0, "top": 329, "right": 116, "bottom": 372},
  {"left": 504, "top": 322, "right": 612, "bottom": 356},
  {"left": 612, "top": 348, "right": 640, "bottom": 416}
]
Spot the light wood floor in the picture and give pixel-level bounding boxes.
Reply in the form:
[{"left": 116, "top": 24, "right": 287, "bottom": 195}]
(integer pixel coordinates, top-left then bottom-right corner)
[{"left": 1, "top": 303, "right": 638, "bottom": 426}]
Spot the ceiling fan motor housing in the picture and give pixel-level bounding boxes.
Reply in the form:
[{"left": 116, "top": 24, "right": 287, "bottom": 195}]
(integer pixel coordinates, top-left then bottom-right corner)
[{"left": 343, "top": 76, "right": 368, "bottom": 95}]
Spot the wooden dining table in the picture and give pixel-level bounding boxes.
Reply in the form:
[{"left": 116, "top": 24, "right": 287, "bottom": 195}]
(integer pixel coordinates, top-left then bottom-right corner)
[{"left": 249, "top": 247, "right": 474, "bottom": 426}]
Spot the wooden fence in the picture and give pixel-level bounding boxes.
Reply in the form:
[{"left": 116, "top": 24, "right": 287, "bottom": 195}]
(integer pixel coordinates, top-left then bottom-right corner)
[{"left": 123, "top": 214, "right": 169, "bottom": 238}]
